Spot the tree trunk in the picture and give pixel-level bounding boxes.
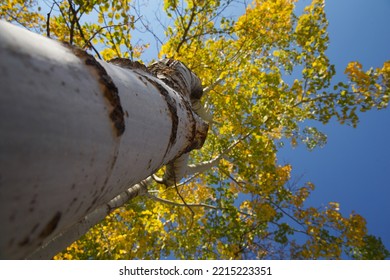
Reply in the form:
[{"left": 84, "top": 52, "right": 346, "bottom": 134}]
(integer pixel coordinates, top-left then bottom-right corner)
[{"left": 0, "top": 21, "right": 208, "bottom": 259}]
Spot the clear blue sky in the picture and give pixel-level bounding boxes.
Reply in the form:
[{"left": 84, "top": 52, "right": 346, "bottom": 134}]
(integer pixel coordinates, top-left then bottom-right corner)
[
  {"left": 278, "top": 0, "right": 390, "bottom": 251},
  {"left": 135, "top": 0, "right": 390, "bottom": 253}
]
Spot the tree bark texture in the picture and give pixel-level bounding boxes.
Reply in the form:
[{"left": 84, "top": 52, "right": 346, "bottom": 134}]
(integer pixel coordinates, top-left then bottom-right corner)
[{"left": 0, "top": 21, "right": 208, "bottom": 259}]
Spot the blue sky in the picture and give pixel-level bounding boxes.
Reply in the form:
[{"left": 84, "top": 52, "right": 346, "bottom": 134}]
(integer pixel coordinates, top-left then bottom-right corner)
[{"left": 278, "top": 0, "right": 390, "bottom": 251}]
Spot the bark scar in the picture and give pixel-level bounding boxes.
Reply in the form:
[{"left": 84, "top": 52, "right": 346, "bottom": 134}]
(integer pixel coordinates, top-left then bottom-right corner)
[
  {"left": 142, "top": 76, "right": 178, "bottom": 157},
  {"left": 108, "top": 58, "right": 152, "bottom": 75},
  {"left": 39, "top": 211, "right": 62, "bottom": 239},
  {"left": 62, "top": 43, "right": 125, "bottom": 136}
]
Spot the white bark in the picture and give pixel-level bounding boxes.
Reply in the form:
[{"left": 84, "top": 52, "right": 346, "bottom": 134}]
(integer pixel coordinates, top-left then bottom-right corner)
[{"left": 0, "top": 21, "right": 208, "bottom": 259}]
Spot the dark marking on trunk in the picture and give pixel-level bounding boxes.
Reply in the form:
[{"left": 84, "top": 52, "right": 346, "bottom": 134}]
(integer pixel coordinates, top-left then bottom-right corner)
[
  {"left": 39, "top": 211, "right": 61, "bottom": 239},
  {"left": 62, "top": 43, "right": 125, "bottom": 136},
  {"left": 137, "top": 76, "right": 148, "bottom": 86},
  {"left": 19, "top": 237, "right": 30, "bottom": 247},
  {"left": 147, "top": 59, "right": 209, "bottom": 155},
  {"left": 75, "top": 201, "right": 84, "bottom": 214},
  {"left": 29, "top": 194, "right": 37, "bottom": 206},
  {"left": 86, "top": 197, "right": 99, "bottom": 213},
  {"left": 66, "top": 197, "right": 78, "bottom": 214},
  {"left": 108, "top": 58, "right": 153, "bottom": 75},
  {"left": 30, "top": 224, "right": 39, "bottom": 234},
  {"left": 181, "top": 99, "right": 197, "bottom": 154},
  {"left": 142, "top": 76, "right": 178, "bottom": 156},
  {"left": 148, "top": 61, "right": 181, "bottom": 93}
]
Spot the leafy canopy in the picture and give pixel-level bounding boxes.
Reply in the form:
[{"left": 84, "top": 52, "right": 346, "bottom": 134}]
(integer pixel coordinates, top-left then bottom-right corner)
[{"left": 2, "top": 0, "right": 389, "bottom": 259}]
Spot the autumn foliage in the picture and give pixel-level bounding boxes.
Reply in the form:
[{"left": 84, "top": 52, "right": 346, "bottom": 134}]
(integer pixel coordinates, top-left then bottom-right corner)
[{"left": 1, "top": 0, "right": 389, "bottom": 259}]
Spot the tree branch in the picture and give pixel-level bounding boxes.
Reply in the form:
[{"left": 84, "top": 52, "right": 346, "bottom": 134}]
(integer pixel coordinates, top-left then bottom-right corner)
[
  {"left": 146, "top": 193, "right": 252, "bottom": 217},
  {"left": 46, "top": 3, "right": 55, "bottom": 38},
  {"left": 175, "top": 5, "right": 197, "bottom": 53}
]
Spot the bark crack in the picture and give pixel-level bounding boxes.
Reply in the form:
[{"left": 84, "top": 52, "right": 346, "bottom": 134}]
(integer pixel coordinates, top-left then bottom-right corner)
[{"left": 142, "top": 76, "right": 179, "bottom": 158}]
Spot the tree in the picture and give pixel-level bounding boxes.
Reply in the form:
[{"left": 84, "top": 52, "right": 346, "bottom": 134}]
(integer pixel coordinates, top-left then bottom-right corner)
[{"left": 0, "top": 0, "right": 389, "bottom": 259}]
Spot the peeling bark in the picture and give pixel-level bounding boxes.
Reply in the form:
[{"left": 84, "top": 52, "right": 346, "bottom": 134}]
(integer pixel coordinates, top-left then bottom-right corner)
[
  {"left": 148, "top": 59, "right": 211, "bottom": 187},
  {"left": 148, "top": 58, "right": 204, "bottom": 103},
  {"left": 108, "top": 58, "right": 151, "bottom": 74},
  {"left": 62, "top": 43, "right": 125, "bottom": 136}
]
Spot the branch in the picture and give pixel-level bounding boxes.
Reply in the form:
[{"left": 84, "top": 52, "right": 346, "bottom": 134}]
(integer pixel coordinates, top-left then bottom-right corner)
[
  {"left": 156, "top": 128, "right": 256, "bottom": 184},
  {"left": 53, "top": 0, "right": 70, "bottom": 33},
  {"left": 174, "top": 176, "right": 195, "bottom": 232},
  {"left": 82, "top": 24, "right": 126, "bottom": 49},
  {"left": 186, "top": 156, "right": 222, "bottom": 175},
  {"left": 153, "top": 153, "right": 190, "bottom": 186},
  {"left": 203, "top": 77, "right": 224, "bottom": 94},
  {"left": 131, "top": 2, "right": 165, "bottom": 52},
  {"left": 68, "top": 0, "right": 101, "bottom": 59},
  {"left": 191, "top": 99, "right": 213, "bottom": 123},
  {"left": 175, "top": 5, "right": 197, "bottom": 53},
  {"left": 146, "top": 193, "right": 252, "bottom": 217},
  {"left": 46, "top": 3, "right": 55, "bottom": 38},
  {"left": 223, "top": 171, "right": 307, "bottom": 233},
  {"left": 68, "top": 0, "right": 76, "bottom": 44}
]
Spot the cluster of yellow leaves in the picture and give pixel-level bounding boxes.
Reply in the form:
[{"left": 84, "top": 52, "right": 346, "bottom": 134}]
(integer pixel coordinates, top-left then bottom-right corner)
[
  {"left": 0, "top": 0, "right": 44, "bottom": 31},
  {"left": 344, "top": 61, "right": 390, "bottom": 110},
  {"left": 4, "top": 0, "right": 388, "bottom": 259},
  {"left": 235, "top": 0, "right": 296, "bottom": 48}
]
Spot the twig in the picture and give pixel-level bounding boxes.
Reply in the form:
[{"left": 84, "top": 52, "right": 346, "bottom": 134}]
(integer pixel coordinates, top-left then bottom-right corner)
[
  {"left": 221, "top": 169, "right": 307, "bottom": 231},
  {"left": 175, "top": 5, "right": 197, "bottom": 53},
  {"left": 173, "top": 174, "right": 195, "bottom": 232},
  {"left": 68, "top": 1, "right": 101, "bottom": 59},
  {"left": 146, "top": 193, "right": 252, "bottom": 217},
  {"left": 46, "top": 3, "right": 55, "bottom": 38}
]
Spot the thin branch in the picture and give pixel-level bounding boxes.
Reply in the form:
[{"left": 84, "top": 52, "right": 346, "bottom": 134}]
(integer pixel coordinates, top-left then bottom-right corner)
[
  {"left": 293, "top": 94, "right": 335, "bottom": 108},
  {"left": 102, "top": 13, "right": 122, "bottom": 58},
  {"left": 131, "top": 3, "right": 165, "bottom": 52},
  {"left": 156, "top": 128, "right": 255, "bottom": 184},
  {"left": 203, "top": 77, "right": 224, "bottom": 94},
  {"left": 173, "top": 176, "right": 195, "bottom": 232},
  {"left": 267, "top": 200, "right": 306, "bottom": 229},
  {"left": 222, "top": 169, "right": 307, "bottom": 232},
  {"left": 68, "top": 1, "right": 101, "bottom": 59},
  {"left": 175, "top": 5, "right": 197, "bottom": 53},
  {"left": 82, "top": 24, "right": 126, "bottom": 49},
  {"left": 68, "top": 0, "right": 76, "bottom": 44},
  {"left": 146, "top": 193, "right": 252, "bottom": 217},
  {"left": 46, "top": 3, "right": 55, "bottom": 38},
  {"left": 53, "top": 0, "right": 71, "bottom": 39}
]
